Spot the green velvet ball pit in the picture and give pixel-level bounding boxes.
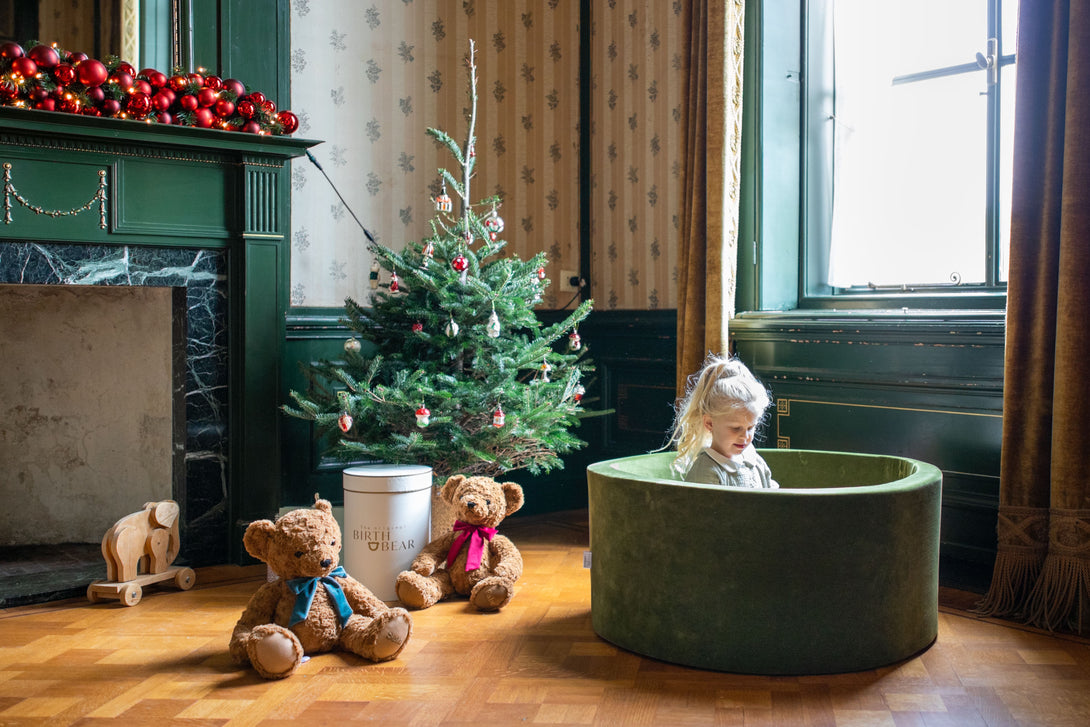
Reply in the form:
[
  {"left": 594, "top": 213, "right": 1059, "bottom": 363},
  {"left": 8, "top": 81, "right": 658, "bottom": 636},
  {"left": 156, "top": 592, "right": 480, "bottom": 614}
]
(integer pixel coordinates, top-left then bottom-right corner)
[{"left": 587, "top": 449, "right": 942, "bottom": 675}]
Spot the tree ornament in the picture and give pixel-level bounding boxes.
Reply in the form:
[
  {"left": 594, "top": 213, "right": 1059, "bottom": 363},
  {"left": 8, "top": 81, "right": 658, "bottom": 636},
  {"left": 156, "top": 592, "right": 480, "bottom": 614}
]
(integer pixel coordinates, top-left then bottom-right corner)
[
  {"left": 338, "top": 412, "right": 354, "bottom": 432},
  {"left": 537, "top": 266, "right": 546, "bottom": 280},
  {"left": 468, "top": 141, "right": 476, "bottom": 158},
  {"left": 277, "top": 110, "right": 299, "bottom": 134},
  {"left": 52, "top": 62, "right": 75, "bottom": 87},
  {"left": 412, "top": 321, "right": 424, "bottom": 333},
  {"left": 415, "top": 405, "right": 431, "bottom": 428},
  {"left": 369, "top": 260, "right": 380, "bottom": 289},
  {"left": 389, "top": 271, "right": 400, "bottom": 293},
  {"left": 486, "top": 308, "right": 501, "bottom": 338},
  {"left": 492, "top": 404, "right": 505, "bottom": 428},
  {"left": 27, "top": 44, "right": 60, "bottom": 70},
  {"left": 421, "top": 240, "right": 435, "bottom": 268},
  {"left": 573, "top": 385, "right": 585, "bottom": 403},
  {"left": 434, "top": 181, "right": 452, "bottom": 212},
  {"left": 484, "top": 207, "right": 504, "bottom": 241},
  {"left": 445, "top": 317, "right": 460, "bottom": 337},
  {"left": 10, "top": 56, "right": 37, "bottom": 79},
  {"left": 236, "top": 97, "right": 257, "bottom": 119},
  {"left": 452, "top": 253, "right": 468, "bottom": 273},
  {"left": 539, "top": 358, "right": 552, "bottom": 383},
  {"left": 344, "top": 338, "right": 362, "bottom": 354},
  {"left": 568, "top": 330, "right": 582, "bottom": 351}
]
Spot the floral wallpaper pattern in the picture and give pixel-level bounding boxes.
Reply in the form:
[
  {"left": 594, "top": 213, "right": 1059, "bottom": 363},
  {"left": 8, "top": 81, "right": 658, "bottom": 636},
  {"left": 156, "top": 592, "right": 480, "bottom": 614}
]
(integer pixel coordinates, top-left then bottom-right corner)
[{"left": 289, "top": 0, "right": 685, "bottom": 311}]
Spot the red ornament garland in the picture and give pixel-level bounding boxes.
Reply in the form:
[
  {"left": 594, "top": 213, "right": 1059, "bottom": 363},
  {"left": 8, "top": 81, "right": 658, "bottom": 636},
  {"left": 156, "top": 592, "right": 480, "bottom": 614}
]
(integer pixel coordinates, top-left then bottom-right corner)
[{"left": 0, "top": 40, "right": 298, "bottom": 135}]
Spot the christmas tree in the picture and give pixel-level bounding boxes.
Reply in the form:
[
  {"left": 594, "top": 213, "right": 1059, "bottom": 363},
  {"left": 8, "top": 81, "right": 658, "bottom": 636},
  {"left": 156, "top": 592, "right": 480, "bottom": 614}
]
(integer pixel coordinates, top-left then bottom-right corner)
[{"left": 284, "top": 41, "right": 595, "bottom": 482}]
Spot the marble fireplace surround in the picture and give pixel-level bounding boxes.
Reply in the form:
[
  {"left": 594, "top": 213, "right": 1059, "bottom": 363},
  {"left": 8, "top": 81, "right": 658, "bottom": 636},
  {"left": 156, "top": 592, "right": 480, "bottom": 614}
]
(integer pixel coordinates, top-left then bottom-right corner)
[{"left": 0, "top": 108, "right": 317, "bottom": 566}]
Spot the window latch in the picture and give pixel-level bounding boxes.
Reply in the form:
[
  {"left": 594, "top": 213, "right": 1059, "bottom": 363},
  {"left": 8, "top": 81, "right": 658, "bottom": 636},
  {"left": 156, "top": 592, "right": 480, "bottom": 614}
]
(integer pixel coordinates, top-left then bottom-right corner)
[{"left": 975, "top": 37, "right": 998, "bottom": 86}]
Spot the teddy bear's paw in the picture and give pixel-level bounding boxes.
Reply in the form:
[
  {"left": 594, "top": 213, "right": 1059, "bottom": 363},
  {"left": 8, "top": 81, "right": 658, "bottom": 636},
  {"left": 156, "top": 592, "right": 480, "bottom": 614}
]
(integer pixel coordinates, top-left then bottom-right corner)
[
  {"left": 248, "top": 624, "right": 304, "bottom": 679},
  {"left": 395, "top": 570, "right": 442, "bottom": 610},
  {"left": 471, "top": 576, "right": 515, "bottom": 612},
  {"left": 344, "top": 608, "right": 413, "bottom": 662}
]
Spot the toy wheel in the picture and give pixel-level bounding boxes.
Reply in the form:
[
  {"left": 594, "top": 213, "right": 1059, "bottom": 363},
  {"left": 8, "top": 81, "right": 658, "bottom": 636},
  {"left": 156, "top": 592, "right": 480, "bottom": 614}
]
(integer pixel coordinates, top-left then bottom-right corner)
[
  {"left": 175, "top": 568, "right": 196, "bottom": 590},
  {"left": 87, "top": 584, "right": 101, "bottom": 603},
  {"left": 122, "top": 583, "right": 142, "bottom": 606}
]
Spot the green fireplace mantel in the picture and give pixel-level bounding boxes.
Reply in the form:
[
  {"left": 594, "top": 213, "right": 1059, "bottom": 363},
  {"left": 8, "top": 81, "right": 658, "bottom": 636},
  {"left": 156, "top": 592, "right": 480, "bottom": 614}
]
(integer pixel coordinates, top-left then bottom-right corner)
[{"left": 0, "top": 106, "right": 322, "bottom": 564}]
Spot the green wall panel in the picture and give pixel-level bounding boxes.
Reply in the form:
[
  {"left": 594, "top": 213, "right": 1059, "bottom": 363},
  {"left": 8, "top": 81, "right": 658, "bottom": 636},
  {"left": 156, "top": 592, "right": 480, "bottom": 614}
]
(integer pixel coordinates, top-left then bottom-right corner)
[{"left": 114, "top": 157, "right": 232, "bottom": 238}]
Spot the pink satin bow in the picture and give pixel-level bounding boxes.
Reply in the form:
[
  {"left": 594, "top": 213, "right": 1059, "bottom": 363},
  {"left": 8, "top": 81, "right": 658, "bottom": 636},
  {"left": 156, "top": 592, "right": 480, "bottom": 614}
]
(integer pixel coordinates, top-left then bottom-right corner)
[{"left": 448, "top": 520, "right": 497, "bottom": 571}]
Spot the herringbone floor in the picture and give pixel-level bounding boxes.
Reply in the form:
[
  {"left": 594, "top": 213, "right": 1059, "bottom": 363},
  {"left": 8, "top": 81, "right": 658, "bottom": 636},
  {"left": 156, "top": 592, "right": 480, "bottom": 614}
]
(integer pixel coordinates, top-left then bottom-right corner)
[{"left": 2, "top": 510, "right": 1089, "bottom": 726}]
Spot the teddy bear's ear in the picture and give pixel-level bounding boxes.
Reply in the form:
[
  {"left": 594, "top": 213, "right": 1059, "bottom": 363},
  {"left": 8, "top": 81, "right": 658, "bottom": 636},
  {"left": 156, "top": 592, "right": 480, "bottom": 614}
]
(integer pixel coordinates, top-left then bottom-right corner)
[
  {"left": 314, "top": 498, "right": 333, "bottom": 514},
  {"left": 242, "top": 520, "right": 276, "bottom": 561},
  {"left": 441, "top": 475, "right": 466, "bottom": 504},
  {"left": 501, "top": 481, "right": 525, "bottom": 516}
]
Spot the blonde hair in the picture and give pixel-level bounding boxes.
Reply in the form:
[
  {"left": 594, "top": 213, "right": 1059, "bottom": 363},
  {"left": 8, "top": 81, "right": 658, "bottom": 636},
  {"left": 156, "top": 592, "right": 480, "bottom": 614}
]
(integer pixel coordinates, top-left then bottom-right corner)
[{"left": 665, "top": 354, "right": 771, "bottom": 476}]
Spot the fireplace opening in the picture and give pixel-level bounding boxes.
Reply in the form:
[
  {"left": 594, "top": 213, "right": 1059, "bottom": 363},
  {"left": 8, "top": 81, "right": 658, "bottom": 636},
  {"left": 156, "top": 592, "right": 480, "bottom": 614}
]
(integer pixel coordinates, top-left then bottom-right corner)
[{"left": 0, "top": 283, "right": 186, "bottom": 606}]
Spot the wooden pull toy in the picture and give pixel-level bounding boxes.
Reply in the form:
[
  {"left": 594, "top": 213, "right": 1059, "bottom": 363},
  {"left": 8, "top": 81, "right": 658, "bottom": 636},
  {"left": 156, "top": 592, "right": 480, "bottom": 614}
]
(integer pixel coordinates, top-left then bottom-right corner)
[{"left": 87, "top": 500, "right": 196, "bottom": 606}]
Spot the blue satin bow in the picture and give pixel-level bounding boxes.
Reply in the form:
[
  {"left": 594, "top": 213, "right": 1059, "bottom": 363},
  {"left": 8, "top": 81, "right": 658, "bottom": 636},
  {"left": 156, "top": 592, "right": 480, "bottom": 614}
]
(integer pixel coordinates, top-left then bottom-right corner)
[{"left": 286, "top": 566, "right": 355, "bottom": 626}]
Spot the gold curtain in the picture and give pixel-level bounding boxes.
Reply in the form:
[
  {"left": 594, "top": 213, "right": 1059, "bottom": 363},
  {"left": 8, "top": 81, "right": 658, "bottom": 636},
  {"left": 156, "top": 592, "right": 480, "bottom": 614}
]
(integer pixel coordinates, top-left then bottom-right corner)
[
  {"left": 675, "top": 0, "right": 745, "bottom": 394},
  {"left": 977, "top": 0, "right": 1090, "bottom": 633}
]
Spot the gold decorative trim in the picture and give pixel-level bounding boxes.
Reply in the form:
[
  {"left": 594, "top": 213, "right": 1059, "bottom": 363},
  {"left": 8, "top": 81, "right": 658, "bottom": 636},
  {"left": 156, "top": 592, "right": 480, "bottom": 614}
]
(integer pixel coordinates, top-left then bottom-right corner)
[{"left": 3, "top": 162, "right": 108, "bottom": 228}]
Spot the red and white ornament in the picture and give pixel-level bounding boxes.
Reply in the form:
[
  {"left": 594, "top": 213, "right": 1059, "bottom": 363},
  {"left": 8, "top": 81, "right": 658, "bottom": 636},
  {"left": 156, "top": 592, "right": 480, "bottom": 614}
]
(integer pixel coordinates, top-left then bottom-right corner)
[
  {"left": 568, "top": 330, "right": 581, "bottom": 351},
  {"left": 537, "top": 266, "right": 546, "bottom": 280},
  {"left": 344, "top": 338, "right": 362, "bottom": 353},
  {"left": 573, "top": 385, "right": 585, "bottom": 403},
  {"left": 484, "top": 207, "right": 504, "bottom": 241},
  {"left": 338, "top": 412, "right": 354, "bottom": 432},
  {"left": 421, "top": 240, "right": 434, "bottom": 267},
  {"left": 452, "top": 253, "right": 468, "bottom": 272},
  {"left": 412, "top": 321, "right": 424, "bottom": 333},
  {"left": 539, "top": 358, "right": 552, "bottom": 383},
  {"left": 415, "top": 406, "right": 431, "bottom": 428},
  {"left": 389, "top": 271, "right": 400, "bottom": 293},
  {"left": 492, "top": 405, "right": 505, "bottom": 428}
]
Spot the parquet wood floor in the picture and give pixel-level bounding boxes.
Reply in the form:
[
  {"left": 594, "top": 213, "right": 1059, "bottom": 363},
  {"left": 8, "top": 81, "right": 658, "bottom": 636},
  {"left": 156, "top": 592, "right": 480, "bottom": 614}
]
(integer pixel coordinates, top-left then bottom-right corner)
[{"left": 2, "top": 510, "right": 1089, "bottom": 726}]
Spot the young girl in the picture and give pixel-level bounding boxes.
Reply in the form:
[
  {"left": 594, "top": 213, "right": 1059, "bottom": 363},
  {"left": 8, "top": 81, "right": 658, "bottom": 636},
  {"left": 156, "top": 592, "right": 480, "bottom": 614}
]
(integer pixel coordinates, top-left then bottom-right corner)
[{"left": 666, "top": 354, "right": 779, "bottom": 488}]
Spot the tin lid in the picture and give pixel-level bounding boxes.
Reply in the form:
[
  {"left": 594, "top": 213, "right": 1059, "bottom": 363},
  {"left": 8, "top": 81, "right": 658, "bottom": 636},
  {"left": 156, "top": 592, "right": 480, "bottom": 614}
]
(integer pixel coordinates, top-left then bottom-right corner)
[{"left": 342, "top": 464, "right": 433, "bottom": 493}]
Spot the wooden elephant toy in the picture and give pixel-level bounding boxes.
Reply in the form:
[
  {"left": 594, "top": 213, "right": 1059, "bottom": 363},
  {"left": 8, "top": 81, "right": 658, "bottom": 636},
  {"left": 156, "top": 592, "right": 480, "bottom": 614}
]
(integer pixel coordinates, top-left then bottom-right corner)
[{"left": 88, "top": 499, "right": 195, "bottom": 606}]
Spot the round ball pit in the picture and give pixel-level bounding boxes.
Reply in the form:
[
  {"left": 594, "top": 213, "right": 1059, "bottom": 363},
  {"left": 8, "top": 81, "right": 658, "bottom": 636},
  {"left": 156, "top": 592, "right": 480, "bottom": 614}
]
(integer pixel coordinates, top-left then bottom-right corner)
[{"left": 587, "top": 449, "right": 942, "bottom": 675}]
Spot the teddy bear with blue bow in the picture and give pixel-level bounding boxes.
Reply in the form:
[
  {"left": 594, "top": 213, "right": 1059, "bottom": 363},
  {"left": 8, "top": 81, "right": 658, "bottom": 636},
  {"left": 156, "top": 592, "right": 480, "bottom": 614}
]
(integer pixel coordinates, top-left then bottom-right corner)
[{"left": 229, "top": 496, "right": 412, "bottom": 679}]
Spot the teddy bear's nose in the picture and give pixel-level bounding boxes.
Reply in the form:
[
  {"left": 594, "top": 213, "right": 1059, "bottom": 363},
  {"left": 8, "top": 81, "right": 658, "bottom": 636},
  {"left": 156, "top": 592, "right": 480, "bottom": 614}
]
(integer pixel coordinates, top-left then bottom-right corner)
[
  {"left": 320, "top": 558, "right": 333, "bottom": 568},
  {"left": 466, "top": 500, "right": 478, "bottom": 510}
]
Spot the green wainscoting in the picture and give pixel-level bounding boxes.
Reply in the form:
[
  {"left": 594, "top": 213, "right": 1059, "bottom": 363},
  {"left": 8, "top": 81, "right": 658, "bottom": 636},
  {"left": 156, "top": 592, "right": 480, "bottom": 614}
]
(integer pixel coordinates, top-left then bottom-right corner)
[{"left": 731, "top": 311, "right": 1004, "bottom": 574}]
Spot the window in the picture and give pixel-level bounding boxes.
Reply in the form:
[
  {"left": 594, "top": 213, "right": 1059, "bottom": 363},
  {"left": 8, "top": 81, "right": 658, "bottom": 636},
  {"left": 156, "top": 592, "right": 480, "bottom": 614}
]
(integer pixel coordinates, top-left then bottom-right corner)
[{"left": 802, "top": 0, "right": 1017, "bottom": 302}]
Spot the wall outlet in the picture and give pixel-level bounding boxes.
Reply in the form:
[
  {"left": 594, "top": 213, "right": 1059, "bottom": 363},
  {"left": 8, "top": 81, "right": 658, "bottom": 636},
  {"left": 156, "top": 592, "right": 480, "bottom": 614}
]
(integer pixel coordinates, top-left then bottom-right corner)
[{"left": 560, "top": 269, "right": 579, "bottom": 292}]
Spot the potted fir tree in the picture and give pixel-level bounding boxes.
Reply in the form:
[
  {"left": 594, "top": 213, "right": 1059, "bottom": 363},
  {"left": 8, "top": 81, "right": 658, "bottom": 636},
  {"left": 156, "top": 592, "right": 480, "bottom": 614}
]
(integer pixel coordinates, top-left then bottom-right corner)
[{"left": 283, "top": 41, "right": 597, "bottom": 535}]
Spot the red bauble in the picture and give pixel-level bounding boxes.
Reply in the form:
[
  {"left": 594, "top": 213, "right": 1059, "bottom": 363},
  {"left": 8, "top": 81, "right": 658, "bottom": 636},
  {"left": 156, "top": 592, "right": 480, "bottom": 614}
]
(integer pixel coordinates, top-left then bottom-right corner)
[
  {"left": 169, "top": 74, "right": 189, "bottom": 92},
  {"left": 27, "top": 44, "right": 60, "bottom": 69},
  {"left": 29, "top": 86, "right": 49, "bottom": 102},
  {"left": 67, "top": 51, "right": 88, "bottom": 64},
  {"left": 56, "top": 95, "right": 80, "bottom": 114},
  {"left": 75, "top": 59, "right": 108, "bottom": 87},
  {"left": 452, "top": 254, "right": 469, "bottom": 272},
  {"left": 412, "top": 321, "right": 424, "bottom": 333},
  {"left": 109, "top": 71, "right": 134, "bottom": 91},
  {"left": 261, "top": 99, "right": 277, "bottom": 115},
  {"left": 156, "top": 111, "right": 173, "bottom": 125},
  {"left": 117, "top": 61, "right": 136, "bottom": 77},
  {"left": 11, "top": 56, "right": 38, "bottom": 78},
  {"left": 152, "top": 89, "right": 174, "bottom": 112},
  {"left": 276, "top": 110, "right": 299, "bottom": 134},
  {"left": 222, "top": 78, "right": 245, "bottom": 98},
  {"left": 236, "top": 98, "right": 256, "bottom": 119},
  {"left": 241, "top": 120, "right": 261, "bottom": 134},
  {"left": 247, "top": 91, "right": 266, "bottom": 106},
  {"left": 52, "top": 62, "right": 76, "bottom": 86},
  {"left": 204, "top": 75, "right": 223, "bottom": 91},
  {"left": 197, "top": 87, "right": 218, "bottom": 107},
  {"left": 140, "top": 69, "right": 167, "bottom": 88},
  {"left": 187, "top": 72, "right": 204, "bottom": 87},
  {"left": 0, "top": 80, "right": 19, "bottom": 102},
  {"left": 81, "top": 105, "right": 102, "bottom": 117},
  {"left": 213, "top": 99, "right": 235, "bottom": 118},
  {"left": 126, "top": 91, "right": 151, "bottom": 117},
  {"left": 133, "top": 79, "right": 152, "bottom": 96},
  {"left": 0, "top": 41, "right": 24, "bottom": 59},
  {"left": 85, "top": 86, "right": 104, "bottom": 105},
  {"left": 101, "top": 98, "right": 121, "bottom": 116},
  {"left": 193, "top": 107, "right": 215, "bottom": 128},
  {"left": 179, "top": 94, "right": 199, "bottom": 112},
  {"left": 33, "top": 98, "right": 55, "bottom": 111}
]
